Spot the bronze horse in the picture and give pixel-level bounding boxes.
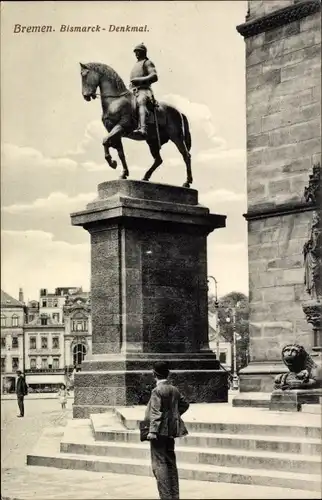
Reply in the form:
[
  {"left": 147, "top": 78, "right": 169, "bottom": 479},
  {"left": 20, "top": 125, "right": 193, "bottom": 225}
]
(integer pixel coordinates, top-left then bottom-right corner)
[{"left": 80, "top": 62, "right": 192, "bottom": 187}]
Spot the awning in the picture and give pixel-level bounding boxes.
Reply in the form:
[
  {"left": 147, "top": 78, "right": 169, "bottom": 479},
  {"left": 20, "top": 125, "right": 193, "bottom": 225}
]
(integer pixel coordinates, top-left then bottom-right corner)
[{"left": 25, "top": 374, "right": 66, "bottom": 385}]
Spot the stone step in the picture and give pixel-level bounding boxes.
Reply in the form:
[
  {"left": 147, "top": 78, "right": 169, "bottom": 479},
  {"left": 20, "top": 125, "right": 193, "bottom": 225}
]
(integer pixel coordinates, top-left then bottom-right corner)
[
  {"left": 90, "top": 427, "right": 322, "bottom": 455},
  {"left": 232, "top": 392, "right": 271, "bottom": 408},
  {"left": 60, "top": 437, "right": 322, "bottom": 475},
  {"left": 27, "top": 452, "right": 322, "bottom": 492},
  {"left": 106, "top": 412, "right": 322, "bottom": 440},
  {"left": 302, "top": 404, "right": 322, "bottom": 414}
]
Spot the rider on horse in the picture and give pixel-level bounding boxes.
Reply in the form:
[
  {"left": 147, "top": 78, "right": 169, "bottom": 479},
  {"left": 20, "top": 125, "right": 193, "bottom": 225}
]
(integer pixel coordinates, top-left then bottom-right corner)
[{"left": 130, "top": 43, "right": 158, "bottom": 138}]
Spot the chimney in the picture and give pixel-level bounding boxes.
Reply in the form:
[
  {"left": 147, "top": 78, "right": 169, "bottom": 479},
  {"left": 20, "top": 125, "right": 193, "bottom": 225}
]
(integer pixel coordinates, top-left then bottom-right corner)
[{"left": 19, "top": 288, "right": 24, "bottom": 303}]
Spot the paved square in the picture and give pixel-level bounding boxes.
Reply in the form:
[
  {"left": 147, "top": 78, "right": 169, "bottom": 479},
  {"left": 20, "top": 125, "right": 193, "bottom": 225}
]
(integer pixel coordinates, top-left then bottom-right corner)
[{"left": 1, "top": 398, "right": 320, "bottom": 499}]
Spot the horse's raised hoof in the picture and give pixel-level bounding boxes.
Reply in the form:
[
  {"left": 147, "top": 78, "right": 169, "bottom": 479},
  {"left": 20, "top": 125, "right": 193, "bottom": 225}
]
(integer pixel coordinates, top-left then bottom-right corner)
[
  {"left": 105, "top": 156, "right": 117, "bottom": 169},
  {"left": 182, "top": 182, "right": 191, "bottom": 188}
]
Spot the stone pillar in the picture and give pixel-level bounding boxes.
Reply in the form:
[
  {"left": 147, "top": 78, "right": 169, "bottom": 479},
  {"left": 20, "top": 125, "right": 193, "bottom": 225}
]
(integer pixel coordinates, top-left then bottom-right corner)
[
  {"left": 234, "top": 0, "right": 321, "bottom": 399},
  {"left": 71, "top": 180, "right": 228, "bottom": 418}
]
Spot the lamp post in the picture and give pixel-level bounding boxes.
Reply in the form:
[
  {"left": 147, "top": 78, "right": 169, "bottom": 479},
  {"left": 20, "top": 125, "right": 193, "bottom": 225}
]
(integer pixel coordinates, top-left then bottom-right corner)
[
  {"left": 225, "top": 301, "right": 240, "bottom": 390},
  {"left": 207, "top": 276, "right": 220, "bottom": 360}
]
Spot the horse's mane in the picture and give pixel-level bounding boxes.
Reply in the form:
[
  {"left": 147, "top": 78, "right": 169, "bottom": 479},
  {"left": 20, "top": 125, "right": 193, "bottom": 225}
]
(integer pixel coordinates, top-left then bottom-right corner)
[{"left": 86, "top": 62, "right": 127, "bottom": 92}]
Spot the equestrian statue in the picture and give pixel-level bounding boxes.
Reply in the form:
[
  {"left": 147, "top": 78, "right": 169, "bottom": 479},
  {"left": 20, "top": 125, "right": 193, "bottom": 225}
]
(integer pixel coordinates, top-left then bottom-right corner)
[{"left": 80, "top": 43, "right": 193, "bottom": 187}]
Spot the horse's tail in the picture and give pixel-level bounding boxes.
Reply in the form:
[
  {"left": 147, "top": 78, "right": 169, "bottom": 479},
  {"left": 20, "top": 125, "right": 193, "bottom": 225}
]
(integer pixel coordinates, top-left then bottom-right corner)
[{"left": 181, "top": 113, "right": 191, "bottom": 151}]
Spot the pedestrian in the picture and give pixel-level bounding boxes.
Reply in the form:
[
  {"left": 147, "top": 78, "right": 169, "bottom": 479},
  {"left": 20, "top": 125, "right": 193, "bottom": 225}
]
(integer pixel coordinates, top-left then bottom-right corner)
[
  {"left": 57, "top": 384, "right": 69, "bottom": 409},
  {"left": 143, "top": 361, "right": 190, "bottom": 500},
  {"left": 16, "top": 370, "right": 28, "bottom": 418}
]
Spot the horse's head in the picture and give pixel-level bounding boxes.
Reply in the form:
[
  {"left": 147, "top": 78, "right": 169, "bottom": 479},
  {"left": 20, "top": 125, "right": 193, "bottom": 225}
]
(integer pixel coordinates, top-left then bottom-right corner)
[{"left": 80, "top": 63, "right": 99, "bottom": 101}]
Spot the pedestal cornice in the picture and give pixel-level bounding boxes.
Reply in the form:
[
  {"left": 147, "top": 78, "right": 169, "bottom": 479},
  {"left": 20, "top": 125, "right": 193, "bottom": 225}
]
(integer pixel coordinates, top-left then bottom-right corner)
[{"left": 70, "top": 180, "right": 226, "bottom": 234}]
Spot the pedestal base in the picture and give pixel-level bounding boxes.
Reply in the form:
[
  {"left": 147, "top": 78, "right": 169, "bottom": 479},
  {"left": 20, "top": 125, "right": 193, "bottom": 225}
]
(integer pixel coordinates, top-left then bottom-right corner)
[
  {"left": 237, "top": 362, "right": 288, "bottom": 393},
  {"left": 269, "top": 388, "right": 322, "bottom": 412},
  {"left": 73, "top": 355, "right": 228, "bottom": 417}
]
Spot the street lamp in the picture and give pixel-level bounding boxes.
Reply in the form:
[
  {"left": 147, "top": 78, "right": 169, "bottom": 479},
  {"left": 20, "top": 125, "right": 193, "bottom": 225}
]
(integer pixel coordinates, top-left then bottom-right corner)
[
  {"left": 225, "top": 301, "right": 241, "bottom": 390},
  {"left": 207, "top": 276, "right": 220, "bottom": 360}
]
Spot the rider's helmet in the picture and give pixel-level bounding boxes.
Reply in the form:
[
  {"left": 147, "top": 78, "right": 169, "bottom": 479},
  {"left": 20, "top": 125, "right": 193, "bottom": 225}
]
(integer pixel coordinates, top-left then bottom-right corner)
[{"left": 133, "top": 43, "right": 147, "bottom": 54}]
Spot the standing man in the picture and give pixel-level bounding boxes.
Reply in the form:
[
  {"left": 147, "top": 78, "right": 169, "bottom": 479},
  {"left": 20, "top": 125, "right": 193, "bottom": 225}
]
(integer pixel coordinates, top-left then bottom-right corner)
[
  {"left": 130, "top": 43, "right": 158, "bottom": 138},
  {"left": 145, "top": 361, "right": 190, "bottom": 500},
  {"left": 16, "top": 370, "right": 28, "bottom": 418}
]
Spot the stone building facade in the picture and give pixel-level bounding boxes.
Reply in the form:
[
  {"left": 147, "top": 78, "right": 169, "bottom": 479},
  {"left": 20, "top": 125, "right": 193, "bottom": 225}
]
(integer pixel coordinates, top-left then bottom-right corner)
[
  {"left": 24, "top": 312, "right": 66, "bottom": 389},
  {"left": 1, "top": 289, "right": 26, "bottom": 392},
  {"left": 23, "top": 287, "right": 91, "bottom": 390},
  {"left": 236, "top": 0, "right": 321, "bottom": 392},
  {"left": 63, "top": 291, "right": 92, "bottom": 370},
  {"left": 1, "top": 287, "right": 92, "bottom": 392}
]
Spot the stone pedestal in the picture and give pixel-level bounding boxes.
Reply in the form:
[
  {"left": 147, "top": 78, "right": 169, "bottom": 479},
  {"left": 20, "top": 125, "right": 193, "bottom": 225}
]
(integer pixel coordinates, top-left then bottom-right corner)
[
  {"left": 70, "top": 180, "right": 228, "bottom": 418},
  {"left": 270, "top": 388, "right": 322, "bottom": 412}
]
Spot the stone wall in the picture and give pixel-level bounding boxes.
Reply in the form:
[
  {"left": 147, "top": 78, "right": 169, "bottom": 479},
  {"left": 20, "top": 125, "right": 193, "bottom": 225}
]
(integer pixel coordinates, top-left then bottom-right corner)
[
  {"left": 247, "top": 14, "right": 321, "bottom": 210},
  {"left": 237, "top": 0, "right": 321, "bottom": 392},
  {"left": 248, "top": 211, "right": 313, "bottom": 362}
]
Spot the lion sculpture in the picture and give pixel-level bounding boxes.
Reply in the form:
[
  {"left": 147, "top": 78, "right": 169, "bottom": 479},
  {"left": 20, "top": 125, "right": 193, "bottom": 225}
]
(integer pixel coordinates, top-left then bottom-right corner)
[{"left": 274, "top": 344, "right": 321, "bottom": 390}]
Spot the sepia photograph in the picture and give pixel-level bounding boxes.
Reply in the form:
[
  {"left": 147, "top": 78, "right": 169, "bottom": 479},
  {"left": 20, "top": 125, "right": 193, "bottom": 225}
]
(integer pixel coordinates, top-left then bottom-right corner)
[{"left": 1, "top": 1, "right": 321, "bottom": 499}]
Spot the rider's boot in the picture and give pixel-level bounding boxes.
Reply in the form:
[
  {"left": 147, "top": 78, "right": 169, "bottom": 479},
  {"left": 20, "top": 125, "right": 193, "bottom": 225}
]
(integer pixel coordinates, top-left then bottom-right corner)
[{"left": 133, "top": 106, "right": 148, "bottom": 138}]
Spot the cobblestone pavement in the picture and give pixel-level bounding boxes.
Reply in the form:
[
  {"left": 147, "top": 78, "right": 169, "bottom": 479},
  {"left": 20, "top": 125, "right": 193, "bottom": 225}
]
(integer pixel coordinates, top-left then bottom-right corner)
[
  {"left": 1, "top": 398, "right": 71, "bottom": 468},
  {"left": 1, "top": 399, "right": 319, "bottom": 500}
]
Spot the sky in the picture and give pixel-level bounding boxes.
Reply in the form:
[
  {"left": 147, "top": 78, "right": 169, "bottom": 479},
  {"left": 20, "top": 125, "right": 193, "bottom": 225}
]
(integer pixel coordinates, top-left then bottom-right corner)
[{"left": 1, "top": 0, "right": 248, "bottom": 302}]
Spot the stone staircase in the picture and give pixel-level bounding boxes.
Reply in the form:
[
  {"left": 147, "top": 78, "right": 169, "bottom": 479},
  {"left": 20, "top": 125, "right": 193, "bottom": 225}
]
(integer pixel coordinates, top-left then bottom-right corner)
[{"left": 27, "top": 404, "right": 322, "bottom": 493}]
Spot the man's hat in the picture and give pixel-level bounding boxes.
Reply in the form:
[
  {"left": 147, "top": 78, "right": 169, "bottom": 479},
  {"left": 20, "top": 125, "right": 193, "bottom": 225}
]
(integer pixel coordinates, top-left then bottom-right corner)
[
  {"left": 134, "top": 43, "right": 147, "bottom": 53},
  {"left": 153, "top": 361, "right": 169, "bottom": 379}
]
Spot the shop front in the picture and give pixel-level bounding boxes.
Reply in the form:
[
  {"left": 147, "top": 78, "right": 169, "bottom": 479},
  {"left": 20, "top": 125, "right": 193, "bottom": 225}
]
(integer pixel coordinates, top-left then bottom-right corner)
[{"left": 25, "top": 373, "right": 67, "bottom": 393}]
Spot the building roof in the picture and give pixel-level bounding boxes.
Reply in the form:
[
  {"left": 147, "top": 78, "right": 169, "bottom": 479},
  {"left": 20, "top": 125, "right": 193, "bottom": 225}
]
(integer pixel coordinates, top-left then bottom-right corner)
[
  {"left": 1, "top": 290, "right": 24, "bottom": 308},
  {"left": 25, "top": 313, "right": 64, "bottom": 328},
  {"left": 208, "top": 314, "right": 227, "bottom": 343}
]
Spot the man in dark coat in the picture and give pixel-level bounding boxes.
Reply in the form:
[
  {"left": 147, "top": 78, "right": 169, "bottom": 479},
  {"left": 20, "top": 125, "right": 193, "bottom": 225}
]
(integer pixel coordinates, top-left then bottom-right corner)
[
  {"left": 145, "top": 361, "right": 190, "bottom": 500},
  {"left": 16, "top": 370, "right": 28, "bottom": 417}
]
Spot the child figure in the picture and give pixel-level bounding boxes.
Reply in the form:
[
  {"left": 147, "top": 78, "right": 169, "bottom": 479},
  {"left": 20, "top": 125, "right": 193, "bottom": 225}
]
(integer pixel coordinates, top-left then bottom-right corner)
[{"left": 57, "top": 384, "right": 69, "bottom": 409}]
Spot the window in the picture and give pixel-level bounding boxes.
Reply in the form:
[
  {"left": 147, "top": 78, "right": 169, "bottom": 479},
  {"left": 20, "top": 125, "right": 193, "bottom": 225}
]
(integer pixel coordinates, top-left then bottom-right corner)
[
  {"left": 12, "top": 337, "right": 18, "bottom": 349},
  {"left": 53, "top": 358, "right": 59, "bottom": 369},
  {"left": 1, "top": 337, "right": 6, "bottom": 348},
  {"left": 53, "top": 300, "right": 58, "bottom": 307},
  {"left": 30, "top": 358, "right": 36, "bottom": 369},
  {"left": 41, "top": 337, "right": 48, "bottom": 349},
  {"left": 1, "top": 315, "right": 6, "bottom": 327},
  {"left": 41, "top": 318, "right": 48, "bottom": 326},
  {"left": 219, "top": 352, "right": 227, "bottom": 364},
  {"left": 73, "top": 344, "right": 87, "bottom": 366},
  {"left": 72, "top": 321, "right": 82, "bottom": 331},
  {"left": 28, "top": 314, "right": 34, "bottom": 322},
  {"left": 12, "top": 357, "right": 19, "bottom": 370},
  {"left": 1, "top": 357, "right": 5, "bottom": 372},
  {"left": 41, "top": 357, "right": 48, "bottom": 369},
  {"left": 72, "top": 320, "right": 88, "bottom": 332},
  {"left": 52, "top": 337, "right": 59, "bottom": 349},
  {"left": 12, "top": 315, "right": 19, "bottom": 327},
  {"left": 52, "top": 313, "right": 60, "bottom": 323},
  {"left": 42, "top": 300, "right": 47, "bottom": 307},
  {"left": 30, "top": 337, "right": 36, "bottom": 349}
]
